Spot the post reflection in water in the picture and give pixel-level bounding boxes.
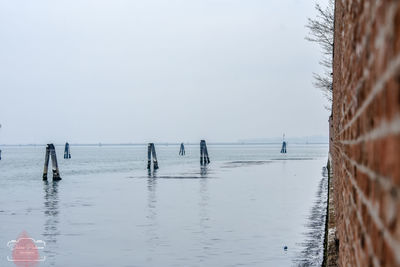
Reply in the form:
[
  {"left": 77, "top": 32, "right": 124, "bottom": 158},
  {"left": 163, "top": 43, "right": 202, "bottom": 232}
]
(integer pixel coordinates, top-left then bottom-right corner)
[
  {"left": 147, "top": 168, "right": 157, "bottom": 178},
  {"left": 42, "top": 181, "right": 60, "bottom": 266},
  {"left": 146, "top": 173, "right": 158, "bottom": 263},
  {"left": 200, "top": 166, "right": 208, "bottom": 178},
  {"left": 198, "top": 166, "right": 211, "bottom": 261}
]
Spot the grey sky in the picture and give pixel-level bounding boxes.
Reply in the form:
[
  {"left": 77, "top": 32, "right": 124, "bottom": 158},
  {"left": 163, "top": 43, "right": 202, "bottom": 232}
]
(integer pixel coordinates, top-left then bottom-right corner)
[{"left": 0, "top": 0, "right": 329, "bottom": 144}]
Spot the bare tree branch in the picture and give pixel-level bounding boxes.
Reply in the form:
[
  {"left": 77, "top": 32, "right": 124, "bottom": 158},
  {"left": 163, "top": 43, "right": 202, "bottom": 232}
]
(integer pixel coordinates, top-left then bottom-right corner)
[{"left": 306, "top": 0, "right": 334, "bottom": 110}]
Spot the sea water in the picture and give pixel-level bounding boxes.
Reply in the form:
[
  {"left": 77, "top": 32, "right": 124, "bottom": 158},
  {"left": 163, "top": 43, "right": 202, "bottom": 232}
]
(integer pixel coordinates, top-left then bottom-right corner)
[{"left": 0, "top": 144, "right": 328, "bottom": 266}]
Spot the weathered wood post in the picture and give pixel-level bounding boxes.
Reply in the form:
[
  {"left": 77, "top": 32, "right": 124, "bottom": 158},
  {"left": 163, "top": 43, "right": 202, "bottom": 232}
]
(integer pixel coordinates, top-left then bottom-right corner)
[
  {"left": 179, "top": 143, "right": 185, "bottom": 155},
  {"left": 151, "top": 143, "right": 159, "bottom": 170},
  {"left": 204, "top": 143, "right": 210, "bottom": 164},
  {"left": 50, "top": 145, "right": 62, "bottom": 180},
  {"left": 147, "top": 143, "right": 152, "bottom": 169},
  {"left": 280, "top": 134, "right": 287, "bottom": 153},
  {"left": 43, "top": 144, "right": 62, "bottom": 181},
  {"left": 147, "top": 143, "right": 159, "bottom": 170},
  {"left": 280, "top": 141, "right": 287, "bottom": 153},
  {"left": 200, "top": 140, "right": 210, "bottom": 165},
  {"left": 0, "top": 124, "right": 1, "bottom": 160},
  {"left": 43, "top": 145, "right": 50, "bottom": 180},
  {"left": 64, "top": 142, "right": 71, "bottom": 159}
]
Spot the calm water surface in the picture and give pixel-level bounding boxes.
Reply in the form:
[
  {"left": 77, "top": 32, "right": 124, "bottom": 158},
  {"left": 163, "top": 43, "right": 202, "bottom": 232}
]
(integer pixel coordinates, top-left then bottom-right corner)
[{"left": 0, "top": 144, "right": 328, "bottom": 266}]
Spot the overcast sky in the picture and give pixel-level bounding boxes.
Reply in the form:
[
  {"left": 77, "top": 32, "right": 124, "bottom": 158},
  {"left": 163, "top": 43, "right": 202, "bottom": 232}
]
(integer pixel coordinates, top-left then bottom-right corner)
[{"left": 0, "top": 0, "right": 329, "bottom": 144}]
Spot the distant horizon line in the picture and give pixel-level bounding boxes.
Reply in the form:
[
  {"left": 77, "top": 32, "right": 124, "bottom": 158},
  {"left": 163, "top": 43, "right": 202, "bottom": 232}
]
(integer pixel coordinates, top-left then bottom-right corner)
[{"left": 0, "top": 141, "right": 329, "bottom": 146}]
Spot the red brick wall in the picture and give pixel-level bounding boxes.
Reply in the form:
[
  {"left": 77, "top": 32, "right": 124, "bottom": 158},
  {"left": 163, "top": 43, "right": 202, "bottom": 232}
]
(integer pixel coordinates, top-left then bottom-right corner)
[{"left": 332, "top": 0, "right": 400, "bottom": 266}]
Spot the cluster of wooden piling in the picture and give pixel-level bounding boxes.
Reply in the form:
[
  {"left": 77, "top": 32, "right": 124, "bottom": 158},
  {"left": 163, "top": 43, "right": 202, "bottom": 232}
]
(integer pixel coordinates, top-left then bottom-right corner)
[
  {"left": 147, "top": 143, "right": 159, "bottom": 170},
  {"left": 64, "top": 142, "right": 71, "bottom": 159},
  {"left": 280, "top": 134, "right": 287, "bottom": 153},
  {"left": 33, "top": 136, "right": 291, "bottom": 181},
  {"left": 146, "top": 140, "right": 210, "bottom": 170},
  {"left": 43, "top": 144, "right": 62, "bottom": 181},
  {"left": 281, "top": 141, "right": 287, "bottom": 153},
  {"left": 37, "top": 140, "right": 214, "bottom": 180},
  {"left": 23, "top": 136, "right": 292, "bottom": 181},
  {"left": 200, "top": 140, "right": 210, "bottom": 165},
  {"left": 179, "top": 143, "right": 185, "bottom": 156}
]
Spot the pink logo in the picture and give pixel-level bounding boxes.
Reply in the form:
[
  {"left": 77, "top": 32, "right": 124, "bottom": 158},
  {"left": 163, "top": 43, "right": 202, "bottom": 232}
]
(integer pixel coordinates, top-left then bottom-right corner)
[{"left": 7, "top": 231, "right": 46, "bottom": 267}]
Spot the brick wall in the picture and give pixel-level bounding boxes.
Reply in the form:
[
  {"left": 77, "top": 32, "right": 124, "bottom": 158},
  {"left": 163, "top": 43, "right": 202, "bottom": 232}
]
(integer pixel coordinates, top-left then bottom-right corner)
[{"left": 332, "top": 0, "right": 400, "bottom": 266}]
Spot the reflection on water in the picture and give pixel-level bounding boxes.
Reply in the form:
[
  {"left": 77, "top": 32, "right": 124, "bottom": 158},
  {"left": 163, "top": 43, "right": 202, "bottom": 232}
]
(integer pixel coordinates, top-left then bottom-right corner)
[
  {"left": 0, "top": 144, "right": 329, "bottom": 266},
  {"left": 198, "top": 173, "right": 210, "bottom": 262},
  {"left": 147, "top": 169, "right": 158, "bottom": 178},
  {"left": 295, "top": 167, "right": 329, "bottom": 266},
  {"left": 200, "top": 166, "right": 208, "bottom": 177},
  {"left": 146, "top": 176, "right": 158, "bottom": 263},
  {"left": 199, "top": 173, "right": 210, "bottom": 227},
  {"left": 42, "top": 181, "right": 60, "bottom": 266}
]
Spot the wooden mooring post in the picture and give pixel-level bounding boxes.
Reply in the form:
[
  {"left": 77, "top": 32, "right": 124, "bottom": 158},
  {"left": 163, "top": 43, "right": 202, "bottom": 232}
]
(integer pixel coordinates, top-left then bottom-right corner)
[
  {"left": 43, "top": 144, "right": 62, "bottom": 181},
  {"left": 64, "top": 142, "right": 71, "bottom": 159},
  {"left": 200, "top": 140, "right": 210, "bottom": 165},
  {"left": 179, "top": 143, "right": 185, "bottom": 156},
  {"left": 280, "top": 134, "right": 287, "bottom": 153},
  {"left": 0, "top": 149, "right": 1, "bottom": 160},
  {"left": 147, "top": 143, "right": 159, "bottom": 170}
]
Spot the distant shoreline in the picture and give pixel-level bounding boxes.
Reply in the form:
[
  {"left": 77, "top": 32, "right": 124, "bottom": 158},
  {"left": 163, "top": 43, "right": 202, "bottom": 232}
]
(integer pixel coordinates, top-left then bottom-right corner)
[{"left": 0, "top": 142, "right": 329, "bottom": 146}]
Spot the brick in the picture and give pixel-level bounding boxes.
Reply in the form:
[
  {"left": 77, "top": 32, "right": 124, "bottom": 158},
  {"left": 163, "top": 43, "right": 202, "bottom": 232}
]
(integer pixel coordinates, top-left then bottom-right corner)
[{"left": 332, "top": 0, "right": 400, "bottom": 266}]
